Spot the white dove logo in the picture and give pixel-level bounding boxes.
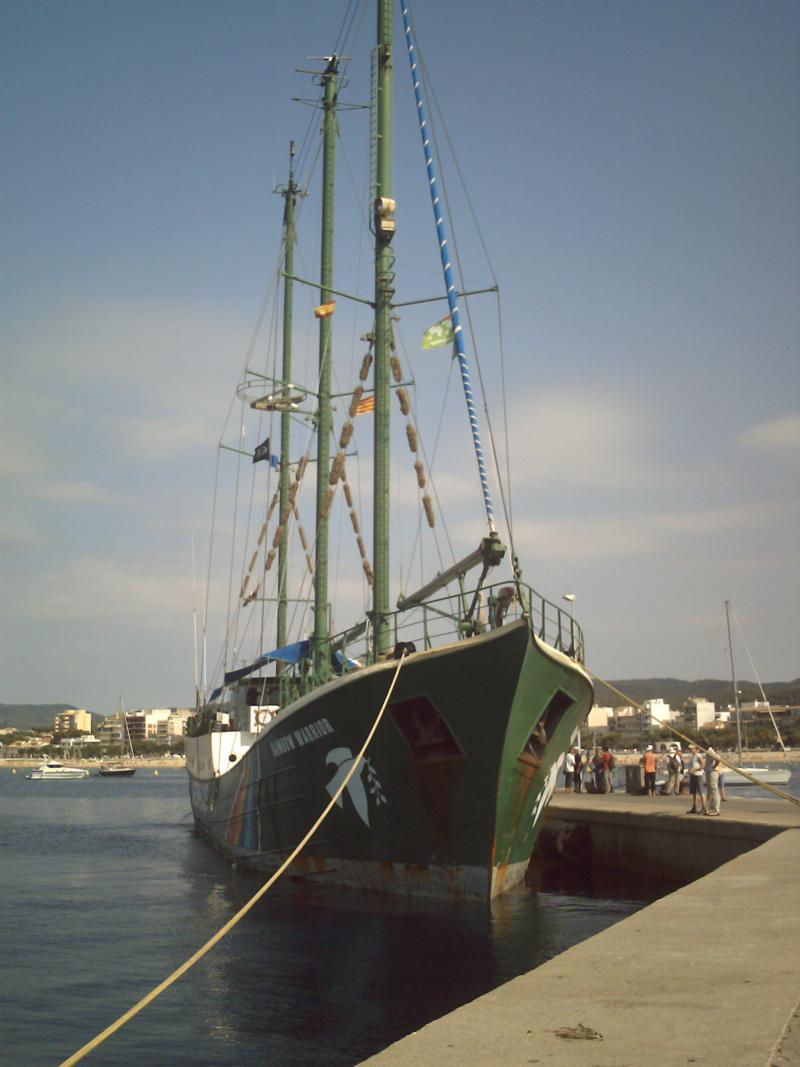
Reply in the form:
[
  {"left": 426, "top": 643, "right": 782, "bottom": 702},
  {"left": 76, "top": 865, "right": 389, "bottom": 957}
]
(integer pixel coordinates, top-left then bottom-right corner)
[
  {"left": 325, "top": 747, "right": 371, "bottom": 827},
  {"left": 530, "top": 754, "right": 565, "bottom": 829}
]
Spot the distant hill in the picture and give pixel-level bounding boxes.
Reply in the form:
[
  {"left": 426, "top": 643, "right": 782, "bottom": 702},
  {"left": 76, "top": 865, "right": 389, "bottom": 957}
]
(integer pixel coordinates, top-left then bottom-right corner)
[
  {"left": 593, "top": 678, "right": 800, "bottom": 710},
  {"left": 0, "top": 704, "right": 97, "bottom": 732}
]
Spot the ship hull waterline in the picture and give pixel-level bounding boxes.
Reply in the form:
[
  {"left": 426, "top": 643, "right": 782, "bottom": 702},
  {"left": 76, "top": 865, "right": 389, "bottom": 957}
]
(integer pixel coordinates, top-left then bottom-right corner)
[{"left": 187, "top": 620, "right": 593, "bottom": 901}]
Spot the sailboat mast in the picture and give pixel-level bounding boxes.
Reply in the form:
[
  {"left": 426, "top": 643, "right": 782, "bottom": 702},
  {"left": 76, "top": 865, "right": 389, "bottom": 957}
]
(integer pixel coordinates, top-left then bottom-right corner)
[
  {"left": 313, "top": 59, "right": 339, "bottom": 679},
  {"left": 373, "top": 0, "right": 394, "bottom": 658},
  {"left": 277, "top": 142, "right": 298, "bottom": 698},
  {"left": 725, "top": 599, "right": 743, "bottom": 761}
]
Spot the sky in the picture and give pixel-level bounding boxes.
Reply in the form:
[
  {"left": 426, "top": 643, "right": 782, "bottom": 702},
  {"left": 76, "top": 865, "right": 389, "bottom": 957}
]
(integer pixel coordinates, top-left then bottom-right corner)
[{"left": 2, "top": 0, "right": 798, "bottom": 715}]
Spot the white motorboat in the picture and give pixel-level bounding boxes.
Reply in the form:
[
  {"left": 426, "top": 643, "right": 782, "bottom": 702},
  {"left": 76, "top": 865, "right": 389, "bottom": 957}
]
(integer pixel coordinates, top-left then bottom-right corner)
[{"left": 25, "top": 761, "right": 90, "bottom": 780}]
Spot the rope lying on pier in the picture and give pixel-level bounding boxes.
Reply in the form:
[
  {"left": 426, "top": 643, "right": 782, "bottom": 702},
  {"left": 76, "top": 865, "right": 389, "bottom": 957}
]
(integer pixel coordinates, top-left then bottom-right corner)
[
  {"left": 587, "top": 670, "right": 800, "bottom": 808},
  {"left": 59, "top": 651, "right": 409, "bottom": 1066}
]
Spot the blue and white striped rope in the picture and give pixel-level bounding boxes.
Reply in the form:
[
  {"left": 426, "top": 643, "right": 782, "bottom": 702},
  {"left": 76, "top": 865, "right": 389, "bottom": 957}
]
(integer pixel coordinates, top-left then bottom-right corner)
[{"left": 401, "top": 4, "right": 496, "bottom": 534}]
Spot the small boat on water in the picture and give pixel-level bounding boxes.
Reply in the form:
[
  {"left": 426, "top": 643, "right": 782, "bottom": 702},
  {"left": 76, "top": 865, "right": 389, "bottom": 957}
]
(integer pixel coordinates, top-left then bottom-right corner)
[
  {"left": 98, "top": 699, "right": 137, "bottom": 777},
  {"left": 98, "top": 763, "right": 136, "bottom": 778},
  {"left": 26, "top": 761, "right": 90, "bottom": 780}
]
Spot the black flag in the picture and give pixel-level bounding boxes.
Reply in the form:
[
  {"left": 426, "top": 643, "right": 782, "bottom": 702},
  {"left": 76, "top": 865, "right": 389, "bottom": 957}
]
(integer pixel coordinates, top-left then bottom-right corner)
[{"left": 254, "top": 437, "right": 275, "bottom": 463}]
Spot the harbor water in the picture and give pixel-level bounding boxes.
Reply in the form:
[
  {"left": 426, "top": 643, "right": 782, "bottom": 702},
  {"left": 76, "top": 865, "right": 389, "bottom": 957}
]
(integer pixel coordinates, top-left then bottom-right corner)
[{"left": 0, "top": 766, "right": 738, "bottom": 1066}]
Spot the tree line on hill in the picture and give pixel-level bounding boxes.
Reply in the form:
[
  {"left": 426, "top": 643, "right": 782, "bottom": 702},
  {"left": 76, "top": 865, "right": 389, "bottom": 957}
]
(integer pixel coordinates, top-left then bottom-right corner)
[{"left": 0, "top": 704, "right": 90, "bottom": 731}]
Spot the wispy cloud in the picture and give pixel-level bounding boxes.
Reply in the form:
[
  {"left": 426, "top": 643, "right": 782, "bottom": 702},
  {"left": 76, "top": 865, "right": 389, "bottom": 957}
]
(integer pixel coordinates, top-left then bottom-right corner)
[
  {"left": 28, "top": 480, "right": 133, "bottom": 505},
  {"left": 511, "top": 504, "right": 766, "bottom": 563},
  {"left": 7, "top": 297, "right": 253, "bottom": 464},
  {"left": 0, "top": 515, "right": 48, "bottom": 546},
  {"left": 19, "top": 554, "right": 195, "bottom": 625},
  {"left": 505, "top": 386, "right": 667, "bottom": 491},
  {"left": 111, "top": 412, "right": 213, "bottom": 460},
  {"left": 739, "top": 413, "right": 800, "bottom": 457}
]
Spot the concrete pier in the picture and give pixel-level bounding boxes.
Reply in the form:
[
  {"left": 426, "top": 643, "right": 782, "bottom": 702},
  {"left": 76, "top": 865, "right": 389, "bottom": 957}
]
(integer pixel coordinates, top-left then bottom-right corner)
[
  {"left": 545, "top": 790, "right": 800, "bottom": 884},
  {"left": 363, "top": 794, "right": 800, "bottom": 1066}
]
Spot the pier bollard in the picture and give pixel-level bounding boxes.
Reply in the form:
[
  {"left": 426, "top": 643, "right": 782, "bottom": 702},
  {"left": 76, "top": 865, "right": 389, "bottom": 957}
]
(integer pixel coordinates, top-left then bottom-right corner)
[{"left": 625, "top": 765, "right": 644, "bottom": 795}]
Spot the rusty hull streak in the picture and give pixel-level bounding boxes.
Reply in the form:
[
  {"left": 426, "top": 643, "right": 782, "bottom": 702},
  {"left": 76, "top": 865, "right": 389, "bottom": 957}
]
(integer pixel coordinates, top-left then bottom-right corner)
[{"left": 197, "top": 816, "right": 511, "bottom": 900}]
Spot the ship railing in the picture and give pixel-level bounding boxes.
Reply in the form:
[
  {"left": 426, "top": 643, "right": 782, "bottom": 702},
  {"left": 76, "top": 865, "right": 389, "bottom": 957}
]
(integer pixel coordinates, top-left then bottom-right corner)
[{"left": 331, "top": 580, "right": 585, "bottom": 669}]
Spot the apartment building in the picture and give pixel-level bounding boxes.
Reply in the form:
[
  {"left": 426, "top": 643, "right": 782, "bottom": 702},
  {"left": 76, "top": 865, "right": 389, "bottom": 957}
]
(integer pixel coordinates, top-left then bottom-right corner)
[{"left": 53, "top": 709, "right": 92, "bottom": 734}]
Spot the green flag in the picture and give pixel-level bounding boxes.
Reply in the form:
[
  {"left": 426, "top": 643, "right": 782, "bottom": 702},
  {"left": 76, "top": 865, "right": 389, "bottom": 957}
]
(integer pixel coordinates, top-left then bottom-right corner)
[{"left": 421, "top": 316, "right": 454, "bottom": 349}]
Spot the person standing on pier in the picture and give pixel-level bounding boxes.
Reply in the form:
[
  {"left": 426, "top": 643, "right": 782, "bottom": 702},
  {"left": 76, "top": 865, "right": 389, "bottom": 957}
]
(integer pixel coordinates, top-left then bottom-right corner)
[
  {"left": 602, "top": 746, "right": 615, "bottom": 793},
  {"left": 686, "top": 744, "right": 707, "bottom": 814},
  {"left": 640, "top": 745, "right": 657, "bottom": 796},
  {"left": 704, "top": 745, "right": 722, "bottom": 816},
  {"left": 665, "top": 745, "right": 683, "bottom": 795},
  {"left": 564, "top": 748, "right": 576, "bottom": 791},
  {"left": 574, "top": 748, "right": 584, "bottom": 792},
  {"left": 592, "top": 747, "right": 605, "bottom": 793}
]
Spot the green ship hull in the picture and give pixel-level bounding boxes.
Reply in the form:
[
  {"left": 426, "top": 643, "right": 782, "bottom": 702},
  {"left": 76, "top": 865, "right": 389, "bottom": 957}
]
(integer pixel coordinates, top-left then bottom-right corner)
[{"left": 187, "top": 619, "right": 592, "bottom": 900}]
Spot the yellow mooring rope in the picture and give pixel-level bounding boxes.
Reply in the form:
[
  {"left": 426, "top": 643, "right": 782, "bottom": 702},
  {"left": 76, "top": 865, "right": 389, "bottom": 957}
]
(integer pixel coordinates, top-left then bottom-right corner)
[
  {"left": 60, "top": 652, "right": 408, "bottom": 1066},
  {"left": 587, "top": 669, "right": 800, "bottom": 808}
]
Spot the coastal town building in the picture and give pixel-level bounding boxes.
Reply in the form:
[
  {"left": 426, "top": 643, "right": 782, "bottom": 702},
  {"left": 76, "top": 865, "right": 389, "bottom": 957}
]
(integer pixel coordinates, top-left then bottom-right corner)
[
  {"left": 735, "top": 704, "right": 800, "bottom": 728},
  {"left": 608, "top": 707, "right": 651, "bottom": 743},
  {"left": 125, "top": 713, "right": 147, "bottom": 743},
  {"left": 61, "top": 734, "right": 101, "bottom": 748},
  {"left": 678, "top": 698, "right": 716, "bottom": 730},
  {"left": 1, "top": 734, "right": 52, "bottom": 751},
  {"left": 96, "top": 717, "right": 123, "bottom": 744},
  {"left": 96, "top": 707, "right": 193, "bottom": 745},
  {"left": 642, "top": 698, "right": 674, "bottom": 727},
  {"left": 586, "top": 705, "right": 613, "bottom": 729},
  {"left": 144, "top": 707, "right": 192, "bottom": 741},
  {"left": 53, "top": 709, "right": 92, "bottom": 734}
]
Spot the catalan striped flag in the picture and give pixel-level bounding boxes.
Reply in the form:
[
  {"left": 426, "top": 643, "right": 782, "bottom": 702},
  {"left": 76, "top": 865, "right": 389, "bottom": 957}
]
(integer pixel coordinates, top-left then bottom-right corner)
[{"left": 354, "top": 394, "right": 375, "bottom": 415}]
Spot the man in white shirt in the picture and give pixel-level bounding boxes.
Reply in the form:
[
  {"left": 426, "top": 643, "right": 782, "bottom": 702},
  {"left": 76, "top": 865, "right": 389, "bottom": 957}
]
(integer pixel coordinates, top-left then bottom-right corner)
[
  {"left": 704, "top": 746, "right": 722, "bottom": 815},
  {"left": 686, "top": 745, "right": 706, "bottom": 814},
  {"left": 564, "top": 748, "right": 576, "bottom": 791}
]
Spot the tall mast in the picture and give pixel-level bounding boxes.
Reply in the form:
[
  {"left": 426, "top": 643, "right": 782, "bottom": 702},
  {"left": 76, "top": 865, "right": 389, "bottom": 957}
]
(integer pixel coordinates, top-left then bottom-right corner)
[
  {"left": 276, "top": 143, "right": 298, "bottom": 700},
  {"left": 373, "top": 0, "right": 394, "bottom": 658},
  {"left": 725, "top": 599, "right": 743, "bottom": 762},
  {"left": 313, "top": 58, "right": 339, "bottom": 680}
]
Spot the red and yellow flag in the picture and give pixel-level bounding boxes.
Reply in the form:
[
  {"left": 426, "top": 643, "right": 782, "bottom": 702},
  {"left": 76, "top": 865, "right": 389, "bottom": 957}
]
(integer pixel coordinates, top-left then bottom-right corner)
[
  {"left": 354, "top": 394, "right": 375, "bottom": 415},
  {"left": 314, "top": 301, "right": 336, "bottom": 319}
]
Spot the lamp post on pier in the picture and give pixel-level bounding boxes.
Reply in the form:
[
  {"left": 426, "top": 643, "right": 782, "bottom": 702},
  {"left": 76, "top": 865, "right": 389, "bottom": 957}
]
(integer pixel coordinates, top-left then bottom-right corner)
[
  {"left": 562, "top": 593, "right": 576, "bottom": 653},
  {"left": 563, "top": 593, "right": 579, "bottom": 745}
]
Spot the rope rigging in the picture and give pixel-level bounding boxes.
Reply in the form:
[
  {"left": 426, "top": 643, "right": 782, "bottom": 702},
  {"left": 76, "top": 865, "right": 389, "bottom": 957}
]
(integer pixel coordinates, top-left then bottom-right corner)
[
  {"left": 401, "top": 2, "right": 496, "bottom": 536},
  {"left": 59, "top": 650, "right": 409, "bottom": 1066},
  {"left": 405, "top": 2, "right": 519, "bottom": 576}
]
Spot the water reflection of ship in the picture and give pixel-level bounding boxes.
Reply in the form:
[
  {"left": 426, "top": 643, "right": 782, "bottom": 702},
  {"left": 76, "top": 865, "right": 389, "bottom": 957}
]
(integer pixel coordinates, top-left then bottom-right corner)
[{"left": 182, "top": 874, "right": 556, "bottom": 1061}]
